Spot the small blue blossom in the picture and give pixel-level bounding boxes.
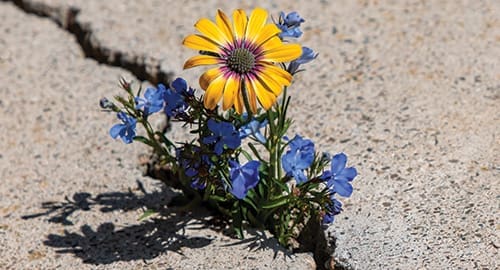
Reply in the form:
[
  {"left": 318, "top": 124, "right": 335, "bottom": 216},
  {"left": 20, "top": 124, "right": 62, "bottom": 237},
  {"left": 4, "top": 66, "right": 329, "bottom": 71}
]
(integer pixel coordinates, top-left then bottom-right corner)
[
  {"left": 171, "top": 77, "right": 195, "bottom": 97},
  {"left": 99, "top": 97, "right": 115, "bottom": 110},
  {"left": 288, "top": 46, "right": 318, "bottom": 74},
  {"left": 164, "top": 90, "right": 187, "bottom": 118},
  {"left": 239, "top": 117, "right": 268, "bottom": 144},
  {"left": 321, "top": 153, "right": 357, "bottom": 197},
  {"left": 276, "top": 11, "right": 305, "bottom": 39},
  {"left": 229, "top": 160, "right": 261, "bottom": 199},
  {"left": 177, "top": 146, "right": 212, "bottom": 190},
  {"left": 110, "top": 112, "right": 137, "bottom": 144},
  {"left": 281, "top": 135, "right": 315, "bottom": 184},
  {"left": 135, "top": 84, "right": 166, "bottom": 116},
  {"left": 163, "top": 78, "right": 191, "bottom": 118},
  {"left": 202, "top": 119, "right": 241, "bottom": 155},
  {"left": 323, "top": 196, "right": 343, "bottom": 224}
]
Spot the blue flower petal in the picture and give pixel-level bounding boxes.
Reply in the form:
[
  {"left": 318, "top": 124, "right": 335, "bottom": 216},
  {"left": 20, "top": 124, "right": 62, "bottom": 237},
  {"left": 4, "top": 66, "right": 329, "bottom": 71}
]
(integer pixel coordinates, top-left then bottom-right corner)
[
  {"left": 204, "top": 120, "right": 241, "bottom": 154},
  {"left": 322, "top": 213, "right": 334, "bottom": 224},
  {"left": 172, "top": 78, "right": 187, "bottom": 92},
  {"left": 331, "top": 153, "right": 347, "bottom": 174},
  {"left": 320, "top": 170, "right": 332, "bottom": 181},
  {"left": 110, "top": 124, "right": 124, "bottom": 139},
  {"left": 293, "top": 170, "right": 308, "bottom": 184},
  {"left": 202, "top": 135, "right": 217, "bottom": 144},
  {"left": 333, "top": 179, "right": 353, "bottom": 197},
  {"left": 144, "top": 87, "right": 156, "bottom": 99},
  {"left": 230, "top": 177, "right": 247, "bottom": 199},
  {"left": 339, "top": 167, "right": 357, "bottom": 181},
  {"left": 207, "top": 119, "right": 218, "bottom": 131},
  {"left": 254, "top": 132, "right": 267, "bottom": 144},
  {"left": 229, "top": 160, "right": 260, "bottom": 199},
  {"left": 224, "top": 136, "right": 242, "bottom": 150}
]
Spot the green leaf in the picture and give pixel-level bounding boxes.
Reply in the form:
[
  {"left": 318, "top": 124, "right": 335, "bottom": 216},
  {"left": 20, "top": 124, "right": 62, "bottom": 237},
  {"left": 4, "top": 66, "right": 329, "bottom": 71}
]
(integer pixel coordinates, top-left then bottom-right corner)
[
  {"left": 232, "top": 202, "right": 244, "bottom": 239},
  {"left": 271, "top": 177, "right": 290, "bottom": 193},
  {"left": 240, "top": 149, "right": 253, "bottom": 162},
  {"left": 155, "top": 131, "right": 174, "bottom": 148},
  {"left": 243, "top": 196, "right": 258, "bottom": 212},
  {"left": 261, "top": 196, "right": 289, "bottom": 209},
  {"left": 209, "top": 194, "right": 227, "bottom": 202},
  {"left": 137, "top": 209, "right": 157, "bottom": 221},
  {"left": 133, "top": 136, "right": 155, "bottom": 147},
  {"left": 248, "top": 143, "right": 264, "bottom": 161}
]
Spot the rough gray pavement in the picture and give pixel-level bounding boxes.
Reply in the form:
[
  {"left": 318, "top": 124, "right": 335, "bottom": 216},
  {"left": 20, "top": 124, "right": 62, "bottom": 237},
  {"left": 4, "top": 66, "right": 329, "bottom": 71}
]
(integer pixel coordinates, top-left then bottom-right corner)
[
  {"left": 1, "top": 0, "right": 499, "bottom": 269},
  {"left": 0, "top": 2, "right": 315, "bottom": 269}
]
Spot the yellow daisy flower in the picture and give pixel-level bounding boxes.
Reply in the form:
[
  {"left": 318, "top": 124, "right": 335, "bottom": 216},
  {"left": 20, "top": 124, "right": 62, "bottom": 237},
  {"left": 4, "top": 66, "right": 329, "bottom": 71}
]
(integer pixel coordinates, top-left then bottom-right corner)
[{"left": 183, "top": 8, "right": 302, "bottom": 114}]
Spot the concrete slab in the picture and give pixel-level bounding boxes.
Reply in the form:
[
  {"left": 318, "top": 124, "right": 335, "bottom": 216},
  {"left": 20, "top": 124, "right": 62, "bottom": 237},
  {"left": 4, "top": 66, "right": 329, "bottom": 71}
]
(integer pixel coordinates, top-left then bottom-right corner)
[{"left": 1, "top": 0, "right": 499, "bottom": 269}]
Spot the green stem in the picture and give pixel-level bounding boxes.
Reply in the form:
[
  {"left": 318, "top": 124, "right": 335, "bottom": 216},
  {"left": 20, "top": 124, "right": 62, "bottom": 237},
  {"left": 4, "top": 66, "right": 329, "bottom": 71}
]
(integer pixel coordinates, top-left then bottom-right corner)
[
  {"left": 240, "top": 81, "right": 253, "bottom": 119},
  {"left": 140, "top": 117, "right": 173, "bottom": 162},
  {"left": 276, "top": 87, "right": 289, "bottom": 182},
  {"left": 267, "top": 112, "right": 276, "bottom": 181}
]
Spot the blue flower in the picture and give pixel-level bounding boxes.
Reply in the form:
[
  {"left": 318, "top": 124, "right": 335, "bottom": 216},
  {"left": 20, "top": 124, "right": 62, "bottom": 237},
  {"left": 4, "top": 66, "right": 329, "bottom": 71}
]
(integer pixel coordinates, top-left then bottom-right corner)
[
  {"left": 229, "top": 160, "right": 261, "bottom": 199},
  {"left": 288, "top": 46, "right": 318, "bottom": 74},
  {"left": 202, "top": 119, "right": 241, "bottom": 155},
  {"left": 323, "top": 196, "right": 343, "bottom": 224},
  {"left": 239, "top": 117, "right": 268, "bottom": 144},
  {"left": 135, "top": 84, "right": 166, "bottom": 116},
  {"left": 164, "top": 78, "right": 191, "bottom": 118},
  {"left": 281, "top": 135, "right": 315, "bottom": 184},
  {"left": 171, "top": 77, "right": 195, "bottom": 97},
  {"left": 99, "top": 97, "right": 115, "bottom": 110},
  {"left": 164, "top": 91, "right": 187, "bottom": 118},
  {"left": 321, "top": 153, "right": 357, "bottom": 197},
  {"left": 276, "top": 11, "right": 305, "bottom": 39},
  {"left": 110, "top": 112, "right": 137, "bottom": 144},
  {"left": 177, "top": 146, "right": 212, "bottom": 190}
]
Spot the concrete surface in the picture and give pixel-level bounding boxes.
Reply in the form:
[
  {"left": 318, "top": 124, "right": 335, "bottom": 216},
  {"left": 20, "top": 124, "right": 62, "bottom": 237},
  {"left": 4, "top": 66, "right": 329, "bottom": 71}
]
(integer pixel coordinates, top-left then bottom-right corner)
[{"left": 1, "top": 0, "right": 499, "bottom": 269}]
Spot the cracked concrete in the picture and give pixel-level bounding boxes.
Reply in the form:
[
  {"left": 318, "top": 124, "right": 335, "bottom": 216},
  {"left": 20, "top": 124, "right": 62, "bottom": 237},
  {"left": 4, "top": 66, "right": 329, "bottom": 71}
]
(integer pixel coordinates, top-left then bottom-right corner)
[
  {"left": 0, "top": 1, "right": 314, "bottom": 269},
  {"left": 1, "top": 0, "right": 499, "bottom": 269}
]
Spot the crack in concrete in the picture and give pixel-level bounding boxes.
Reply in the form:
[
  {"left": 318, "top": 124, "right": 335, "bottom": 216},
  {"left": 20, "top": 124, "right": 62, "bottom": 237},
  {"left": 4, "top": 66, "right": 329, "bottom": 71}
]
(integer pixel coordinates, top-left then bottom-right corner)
[{"left": 7, "top": 0, "right": 173, "bottom": 84}]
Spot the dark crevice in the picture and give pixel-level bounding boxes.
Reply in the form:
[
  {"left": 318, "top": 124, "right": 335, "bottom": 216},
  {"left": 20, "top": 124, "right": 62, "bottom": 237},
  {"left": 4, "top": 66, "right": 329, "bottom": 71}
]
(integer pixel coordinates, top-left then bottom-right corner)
[{"left": 8, "top": 0, "right": 173, "bottom": 84}]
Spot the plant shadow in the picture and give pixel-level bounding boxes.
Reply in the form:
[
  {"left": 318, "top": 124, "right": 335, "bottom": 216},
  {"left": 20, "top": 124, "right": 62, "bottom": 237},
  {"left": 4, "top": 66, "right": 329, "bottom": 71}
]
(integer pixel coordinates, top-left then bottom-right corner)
[
  {"left": 43, "top": 215, "right": 213, "bottom": 264},
  {"left": 22, "top": 180, "right": 216, "bottom": 264},
  {"left": 22, "top": 180, "right": 174, "bottom": 225},
  {"left": 22, "top": 179, "right": 314, "bottom": 266}
]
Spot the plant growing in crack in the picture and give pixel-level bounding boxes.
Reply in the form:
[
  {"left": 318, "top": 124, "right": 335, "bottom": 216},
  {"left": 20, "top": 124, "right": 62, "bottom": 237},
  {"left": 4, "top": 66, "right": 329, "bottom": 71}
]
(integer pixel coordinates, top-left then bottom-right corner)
[{"left": 100, "top": 7, "right": 357, "bottom": 249}]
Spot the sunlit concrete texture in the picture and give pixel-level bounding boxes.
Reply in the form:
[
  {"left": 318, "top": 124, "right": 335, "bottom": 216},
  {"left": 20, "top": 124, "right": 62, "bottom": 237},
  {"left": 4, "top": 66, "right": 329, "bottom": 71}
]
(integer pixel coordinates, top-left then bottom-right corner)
[{"left": 1, "top": 0, "right": 498, "bottom": 269}]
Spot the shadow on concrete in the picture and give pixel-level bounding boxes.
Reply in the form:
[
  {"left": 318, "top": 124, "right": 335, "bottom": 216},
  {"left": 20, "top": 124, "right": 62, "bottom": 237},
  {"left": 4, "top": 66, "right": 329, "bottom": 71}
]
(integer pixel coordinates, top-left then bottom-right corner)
[
  {"left": 42, "top": 216, "right": 213, "bottom": 264},
  {"left": 22, "top": 180, "right": 215, "bottom": 264},
  {"left": 22, "top": 180, "right": 175, "bottom": 225}
]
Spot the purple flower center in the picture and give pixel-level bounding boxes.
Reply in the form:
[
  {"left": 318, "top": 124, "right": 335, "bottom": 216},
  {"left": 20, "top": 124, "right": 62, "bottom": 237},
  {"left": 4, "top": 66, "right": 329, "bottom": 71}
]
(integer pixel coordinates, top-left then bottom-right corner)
[{"left": 226, "top": 48, "right": 255, "bottom": 74}]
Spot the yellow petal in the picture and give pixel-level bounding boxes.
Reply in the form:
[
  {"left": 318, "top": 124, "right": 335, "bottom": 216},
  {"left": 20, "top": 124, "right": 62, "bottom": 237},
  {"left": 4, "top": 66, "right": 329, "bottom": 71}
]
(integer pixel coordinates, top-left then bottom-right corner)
[
  {"left": 260, "top": 63, "right": 293, "bottom": 86},
  {"left": 183, "top": 34, "right": 221, "bottom": 53},
  {"left": 255, "top": 69, "right": 283, "bottom": 96},
  {"left": 200, "top": 67, "right": 222, "bottom": 90},
  {"left": 195, "top": 18, "right": 228, "bottom": 45},
  {"left": 222, "top": 75, "right": 240, "bottom": 110},
  {"left": 233, "top": 88, "right": 244, "bottom": 114},
  {"left": 183, "top": 55, "right": 220, "bottom": 69},
  {"left": 243, "top": 78, "right": 258, "bottom": 113},
  {"left": 263, "top": 44, "right": 302, "bottom": 63},
  {"left": 204, "top": 75, "right": 226, "bottom": 110},
  {"left": 259, "top": 36, "right": 283, "bottom": 53},
  {"left": 253, "top": 24, "right": 281, "bottom": 47},
  {"left": 246, "top": 8, "right": 268, "bottom": 42},
  {"left": 233, "top": 9, "right": 247, "bottom": 40},
  {"left": 216, "top": 10, "right": 234, "bottom": 43},
  {"left": 251, "top": 78, "right": 277, "bottom": 110}
]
